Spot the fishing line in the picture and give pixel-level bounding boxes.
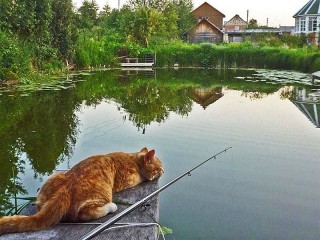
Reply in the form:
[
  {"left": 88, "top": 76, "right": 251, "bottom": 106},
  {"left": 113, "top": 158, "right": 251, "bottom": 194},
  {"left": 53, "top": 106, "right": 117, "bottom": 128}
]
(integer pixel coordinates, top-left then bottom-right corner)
[
  {"left": 80, "top": 118, "right": 118, "bottom": 138},
  {"left": 74, "top": 123, "right": 124, "bottom": 151}
]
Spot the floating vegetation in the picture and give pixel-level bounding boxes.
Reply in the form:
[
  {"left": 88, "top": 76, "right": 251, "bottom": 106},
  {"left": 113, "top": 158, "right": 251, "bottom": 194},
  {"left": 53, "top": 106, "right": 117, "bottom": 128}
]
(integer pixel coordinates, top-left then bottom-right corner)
[
  {"left": 0, "top": 74, "right": 85, "bottom": 95},
  {"left": 236, "top": 69, "right": 313, "bottom": 86}
]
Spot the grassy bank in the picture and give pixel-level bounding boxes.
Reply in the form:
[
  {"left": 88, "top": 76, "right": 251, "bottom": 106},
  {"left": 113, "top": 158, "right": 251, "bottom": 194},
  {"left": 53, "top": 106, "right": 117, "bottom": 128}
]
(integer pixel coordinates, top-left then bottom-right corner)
[
  {"left": 153, "top": 42, "right": 320, "bottom": 73},
  {"left": 1, "top": 38, "right": 320, "bottom": 84}
]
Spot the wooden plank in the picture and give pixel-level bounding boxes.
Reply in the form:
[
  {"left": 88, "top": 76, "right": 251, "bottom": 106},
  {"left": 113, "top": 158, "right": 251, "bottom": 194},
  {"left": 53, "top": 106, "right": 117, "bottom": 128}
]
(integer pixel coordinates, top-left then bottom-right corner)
[
  {"left": 125, "top": 58, "right": 139, "bottom": 63},
  {"left": 0, "top": 180, "right": 160, "bottom": 240},
  {"left": 121, "top": 63, "right": 154, "bottom": 67}
]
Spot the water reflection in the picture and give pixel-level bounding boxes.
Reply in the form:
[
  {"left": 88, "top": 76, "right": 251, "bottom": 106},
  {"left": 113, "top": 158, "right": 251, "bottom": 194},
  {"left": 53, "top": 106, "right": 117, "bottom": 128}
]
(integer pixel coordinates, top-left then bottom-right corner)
[
  {"left": 0, "top": 90, "right": 79, "bottom": 214},
  {"left": 189, "top": 87, "right": 223, "bottom": 109},
  {"left": 291, "top": 88, "right": 320, "bottom": 128},
  {"left": 0, "top": 68, "right": 318, "bottom": 215}
]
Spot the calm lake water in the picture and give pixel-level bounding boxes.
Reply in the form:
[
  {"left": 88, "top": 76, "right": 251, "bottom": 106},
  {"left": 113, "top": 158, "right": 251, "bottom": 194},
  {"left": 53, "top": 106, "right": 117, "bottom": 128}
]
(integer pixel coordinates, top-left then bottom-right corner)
[{"left": 0, "top": 68, "right": 319, "bottom": 239}]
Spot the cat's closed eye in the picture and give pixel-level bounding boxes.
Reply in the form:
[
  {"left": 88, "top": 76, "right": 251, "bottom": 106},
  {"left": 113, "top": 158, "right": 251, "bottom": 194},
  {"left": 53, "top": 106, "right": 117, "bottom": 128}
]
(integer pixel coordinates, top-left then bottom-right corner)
[{"left": 153, "top": 167, "right": 164, "bottom": 177}]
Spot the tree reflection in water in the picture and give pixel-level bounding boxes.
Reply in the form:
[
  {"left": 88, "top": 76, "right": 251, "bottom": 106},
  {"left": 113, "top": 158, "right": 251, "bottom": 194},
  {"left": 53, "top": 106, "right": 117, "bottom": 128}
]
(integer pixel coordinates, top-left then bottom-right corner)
[{"left": 0, "top": 68, "right": 317, "bottom": 215}]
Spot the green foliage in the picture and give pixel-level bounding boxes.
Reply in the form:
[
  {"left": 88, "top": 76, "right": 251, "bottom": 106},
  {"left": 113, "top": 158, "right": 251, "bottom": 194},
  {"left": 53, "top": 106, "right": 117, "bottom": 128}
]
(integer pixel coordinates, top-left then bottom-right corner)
[
  {"left": 51, "top": 0, "right": 77, "bottom": 60},
  {"left": 1, "top": 0, "right": 320, "bottom": 82},
  {"left": 0, "top": 0, "right": 75, "bottom": 76},
  {"left": 75, "top": 29, "right": 122, "bottom": 68},
  {"left": 77, "top": 0, "right": 99, "bottom": 30},
  {"left": 0, "top": 31, "right": 31, "bottom": 80},
  {"left": 175, "top": 0, "right": 196, "bottom": 35},
  {"left": 158, "top": 225, "right": 173, "bottom": 235},
  {"left": 154, "top": 41, "right": 320, "bottom": 72},
  {"left": 99, "top": 0, "right": 193, "bottom": 47},
  {"left": 6, "top": 197, "right": 37, "bottom": 216},
  {"left": 248, "top": 19, "right": 258, "bottom": 29},
  {"left": 128, "top": 0, "right": 169, "bottom": 11},
  {"left": 0, "top": 67, "right": 312, "bottom": 214}
]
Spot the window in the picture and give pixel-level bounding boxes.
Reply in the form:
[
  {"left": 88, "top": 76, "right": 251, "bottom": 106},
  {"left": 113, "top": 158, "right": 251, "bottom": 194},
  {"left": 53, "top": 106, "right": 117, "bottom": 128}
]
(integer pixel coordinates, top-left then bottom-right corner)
[
  {"left": 308, "top": 16, "right": 317, "bottom": 31},
  {"left": 296, "top": 18, "right": 300, "bottom": 32},
  {"left": 300, "top": 17, "right": 306, "bottom": 32},
  {"left": 235, "top": 26, "right": 240, "bottom": 30}
]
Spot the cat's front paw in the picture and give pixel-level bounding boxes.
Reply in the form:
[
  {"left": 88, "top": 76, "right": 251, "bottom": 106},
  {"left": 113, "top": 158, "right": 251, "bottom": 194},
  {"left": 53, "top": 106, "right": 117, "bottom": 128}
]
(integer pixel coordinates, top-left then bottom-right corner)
[{"left": 105, "top": 202, "right": 117, "bottom": 213}]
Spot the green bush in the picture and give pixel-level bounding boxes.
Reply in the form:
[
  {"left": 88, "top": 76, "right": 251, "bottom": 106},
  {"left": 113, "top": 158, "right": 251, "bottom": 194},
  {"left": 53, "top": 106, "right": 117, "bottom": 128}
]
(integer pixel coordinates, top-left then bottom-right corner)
[
  {"left": 0, "top": 31, "right": 31, "bottom": 81},
  {"left": 153, "top": 42, "right": 320, "bottom": 73}
]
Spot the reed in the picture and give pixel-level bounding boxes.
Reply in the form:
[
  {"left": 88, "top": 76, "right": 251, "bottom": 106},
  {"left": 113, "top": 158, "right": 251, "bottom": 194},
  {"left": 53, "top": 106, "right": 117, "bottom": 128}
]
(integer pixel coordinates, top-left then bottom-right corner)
[
  {"left": 74, "top": 31, "right": 121, "bottom": 69},
  {"left": 153, "top": 42, "right": 320, "bottom": 73}
]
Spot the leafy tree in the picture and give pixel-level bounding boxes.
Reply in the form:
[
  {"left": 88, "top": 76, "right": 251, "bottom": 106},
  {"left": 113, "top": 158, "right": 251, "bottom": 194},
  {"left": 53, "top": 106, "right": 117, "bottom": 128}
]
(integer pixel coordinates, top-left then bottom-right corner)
[
  {"left": 12, "top": 0, "right": 37, "bottom": 39},
  {"left": 162, "top": 3, "right": 179, "bottom": 40},
  {"left": 130, "top": 7, "right": 176, "bottom": 47},
  {"left": 77, "top": 0, "right": 99, "bottom": 29},
  {"left": 113, "top": 5, "right": 136, "bottom": 40},
  {"left": 31, "top": 0, "right": 56, "bottom": 68},
  {"left": 128, "top": 0, "right": 169, "bottom": 11},
  {"left": 51, "top": 0, "right": 77, "bottom": 60},
  {"left": 248, "top": 18, "right": 258, "bottom": 29},
  {"left": 33, "top": 0, "right": 53, "bottom": 40},
  {"left": 174, "top": 0, "right": 195, "bottom": 35},
  {"left": 0, "top": 31, "right": 31, "bottom": 80},
  {"left": 0, "top": 0, "right": 16, "bottom": 32},
  {"left": 100, "top": 3, "right": 112, "bottom": 16}
]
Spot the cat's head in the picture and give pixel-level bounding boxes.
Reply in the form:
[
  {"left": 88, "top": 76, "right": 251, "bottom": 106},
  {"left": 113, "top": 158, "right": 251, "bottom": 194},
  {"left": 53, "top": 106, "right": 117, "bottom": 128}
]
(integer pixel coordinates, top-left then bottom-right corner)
[{"left": 139, "top": 148, "right": 164, "bottom": 181}]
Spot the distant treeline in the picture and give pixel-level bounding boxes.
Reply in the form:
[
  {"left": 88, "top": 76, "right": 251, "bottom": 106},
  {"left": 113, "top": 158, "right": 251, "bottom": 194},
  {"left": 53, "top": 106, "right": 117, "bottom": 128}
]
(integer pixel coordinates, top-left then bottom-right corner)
[
  {"left": 0, "top": 0, "right": 319, "bottom": 82},
  {"left": 0, "top": 0, "right": 195, "bottom": 80}
]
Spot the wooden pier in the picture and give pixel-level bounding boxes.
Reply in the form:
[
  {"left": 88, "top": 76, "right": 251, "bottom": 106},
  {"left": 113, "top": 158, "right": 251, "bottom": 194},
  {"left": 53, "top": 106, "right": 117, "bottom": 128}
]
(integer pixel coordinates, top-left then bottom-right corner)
[
  {"left": 120, "top": 55, "right": 155, "bottom": 68},
  {"left": 0, "top": 180, "right": 160, "bottom": 240}
]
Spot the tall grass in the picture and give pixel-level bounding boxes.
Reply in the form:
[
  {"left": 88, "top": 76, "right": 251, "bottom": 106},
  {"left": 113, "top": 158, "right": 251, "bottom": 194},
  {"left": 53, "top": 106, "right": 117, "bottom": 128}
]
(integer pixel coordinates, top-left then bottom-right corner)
[
  {"left": 74, "top": 29, "right": 126, "bottom": 69},
  {"left": 153, "top": 42, "right": 320, "bottom": 73}
]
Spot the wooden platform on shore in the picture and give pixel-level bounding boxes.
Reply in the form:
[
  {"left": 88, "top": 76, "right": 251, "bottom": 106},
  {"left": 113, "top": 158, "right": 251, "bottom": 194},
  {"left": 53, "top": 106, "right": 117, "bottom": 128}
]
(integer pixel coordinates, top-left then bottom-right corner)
[
  {"left": 120, "top": 55, "right": 155, "bottom": 68},
  {"left": 121, "top": 62, "right": 154, "bottom": 67},
  {"left": 0, "top": 180, "right": 160, "bottom": 240}
]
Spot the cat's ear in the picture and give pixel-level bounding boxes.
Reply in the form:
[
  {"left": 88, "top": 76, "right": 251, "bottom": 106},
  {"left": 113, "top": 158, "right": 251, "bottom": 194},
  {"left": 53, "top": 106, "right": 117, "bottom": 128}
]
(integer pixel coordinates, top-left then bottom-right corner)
[
  {"left": 144, "top": 150, "right": 155, "bottom": 165},
  {"left": 140, "top": 147, "right": 148, "bottom": 153}
]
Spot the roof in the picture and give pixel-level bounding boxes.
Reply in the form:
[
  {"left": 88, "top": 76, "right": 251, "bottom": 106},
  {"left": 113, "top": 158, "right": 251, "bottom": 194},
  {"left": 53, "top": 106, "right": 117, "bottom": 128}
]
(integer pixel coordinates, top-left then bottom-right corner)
[
  {"left": 225, "top": 14, "right": 247, "bottom": 25},
  {"left": 192, "top": 1, "right": 225, "bottom": 17},
  {"left": 189, "top": 87, "right": 224, "bottom": 109},
  {"left": 183, "top": 18, "right": 224, "bottom": 35},
  {"left": 225, "top": 28, "right": 282, "bottom": 34},
  {"left": 292, "top": 102, "right": 320, "bottom": 128},
  {"left": 293, "top": 0, "right": 320, "bottom": 17}
]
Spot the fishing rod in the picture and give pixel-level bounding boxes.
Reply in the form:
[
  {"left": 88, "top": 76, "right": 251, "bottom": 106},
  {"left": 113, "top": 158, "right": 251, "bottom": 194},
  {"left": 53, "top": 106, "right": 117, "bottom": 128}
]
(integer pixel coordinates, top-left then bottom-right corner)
[{"left": 79, "top": 146, "right": 232, "bottom": 240}]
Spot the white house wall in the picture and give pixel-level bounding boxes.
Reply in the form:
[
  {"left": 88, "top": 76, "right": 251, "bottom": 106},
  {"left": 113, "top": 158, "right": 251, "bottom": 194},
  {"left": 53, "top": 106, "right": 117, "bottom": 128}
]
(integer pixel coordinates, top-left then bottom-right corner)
[{"left": 295, "top": 16, "right": 320, "bottom": 33}]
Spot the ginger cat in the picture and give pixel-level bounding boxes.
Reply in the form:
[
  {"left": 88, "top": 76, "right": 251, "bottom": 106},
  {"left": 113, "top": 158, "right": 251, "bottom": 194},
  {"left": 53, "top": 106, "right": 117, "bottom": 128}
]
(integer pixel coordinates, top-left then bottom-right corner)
[{"left": 0, "top": 148, "right": 163, "bottom": 235}]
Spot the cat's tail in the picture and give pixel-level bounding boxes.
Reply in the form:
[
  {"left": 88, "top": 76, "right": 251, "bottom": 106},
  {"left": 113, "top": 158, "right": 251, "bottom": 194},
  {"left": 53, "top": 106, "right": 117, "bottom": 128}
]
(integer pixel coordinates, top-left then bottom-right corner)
[{"left": 0, "top": 186, "right": 71, "bottom": 235}]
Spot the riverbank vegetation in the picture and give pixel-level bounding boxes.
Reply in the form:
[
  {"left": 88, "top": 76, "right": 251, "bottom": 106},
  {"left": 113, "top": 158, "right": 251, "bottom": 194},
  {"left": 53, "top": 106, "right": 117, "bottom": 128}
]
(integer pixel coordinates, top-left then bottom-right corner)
[
  {"left": 155, "top": 41, "right": 320, "bottom": 72},
  {"left": 0, "top": 0, "right": 319, "bottom": 83}
]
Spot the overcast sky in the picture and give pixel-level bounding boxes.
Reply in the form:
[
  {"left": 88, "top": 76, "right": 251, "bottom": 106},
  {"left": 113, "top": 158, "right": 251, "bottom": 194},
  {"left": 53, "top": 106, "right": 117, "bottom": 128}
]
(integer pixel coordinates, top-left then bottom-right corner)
[{"left": 73, "top": 0, "right": 306, "bottom": 27}]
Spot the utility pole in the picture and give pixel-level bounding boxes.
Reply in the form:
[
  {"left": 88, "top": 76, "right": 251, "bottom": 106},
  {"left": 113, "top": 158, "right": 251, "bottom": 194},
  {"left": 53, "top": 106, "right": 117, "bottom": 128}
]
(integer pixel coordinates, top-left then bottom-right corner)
[
  {"left": 247, "top": 10, "right": 249, "bottom": 24},
  {"left": 118, "top": 0, "right": 120, "bottom": 10},
  {"left": 267, "top": 18, "right": 269, "bottom": 27}
]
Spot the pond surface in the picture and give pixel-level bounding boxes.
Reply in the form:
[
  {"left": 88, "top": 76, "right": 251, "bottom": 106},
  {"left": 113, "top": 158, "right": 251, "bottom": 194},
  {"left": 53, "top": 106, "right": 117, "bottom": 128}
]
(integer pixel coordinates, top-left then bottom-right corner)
[{"left": 0, "top": 69, "right": 319, "bottom": 239}]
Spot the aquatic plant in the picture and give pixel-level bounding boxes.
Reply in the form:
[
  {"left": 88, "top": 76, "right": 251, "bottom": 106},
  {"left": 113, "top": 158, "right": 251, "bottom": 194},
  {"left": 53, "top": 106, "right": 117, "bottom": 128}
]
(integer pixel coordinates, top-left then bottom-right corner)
[{"left": 153, "top": 42, "right": 320, "bottom": 73}]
